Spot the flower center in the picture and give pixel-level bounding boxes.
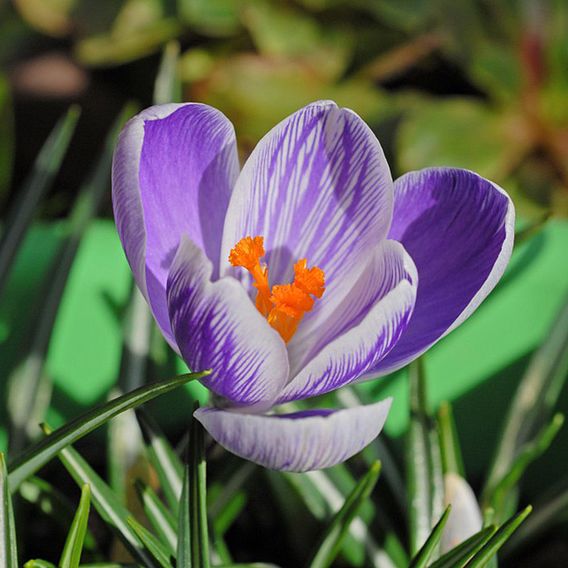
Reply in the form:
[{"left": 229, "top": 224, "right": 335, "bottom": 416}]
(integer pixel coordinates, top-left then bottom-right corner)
[{"left": 229, "top": 236, "right": 325, "bottom": 343}]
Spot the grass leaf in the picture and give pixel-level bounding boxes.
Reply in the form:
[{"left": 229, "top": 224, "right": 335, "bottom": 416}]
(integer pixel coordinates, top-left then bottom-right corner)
[
  {"left": 430, "top": 526, "right": 497, "bottom": 568},
  {"left": 127, "top": 516, "right": 173, "bottom": 568},
  {"left": 8, "top": 371, "right": 207, "bottom": 491},
  {"left": 409, "top": 506, "right": 451, "bottom": 568},
  {"left": 59, "top": 484, "right": 91, "bottom": 568},
  {"left": 309, "top": 461, "right": 381, "bottom": 568},
  {"left": 0, "top": 453, "right": 18, "bottom": 567}
]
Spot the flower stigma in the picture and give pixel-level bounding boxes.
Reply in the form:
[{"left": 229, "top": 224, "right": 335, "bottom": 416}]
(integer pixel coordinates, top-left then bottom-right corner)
[{"left": 229, "top": 236, "right": 325, "bottom": 343}]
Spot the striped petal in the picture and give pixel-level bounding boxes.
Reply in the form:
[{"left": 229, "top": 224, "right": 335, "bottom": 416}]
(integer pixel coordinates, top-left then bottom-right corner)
[
  {"left": 371, "top": 167, "right": 515, "bottom": 376},
  {"left": 194, "top": 398, "right": 392, "bottom": 471},
  {"left": 167, "top": 236, "right": 289, "bottom": 411},
  {"left": 220, "top": 101, "right": 394, "bottom": 325},
  {"left": 278, "top": 249, "right": 417, "bottom": 403},
  {"left": 112, "top": 103, "right": 239, "bottom": 348}
]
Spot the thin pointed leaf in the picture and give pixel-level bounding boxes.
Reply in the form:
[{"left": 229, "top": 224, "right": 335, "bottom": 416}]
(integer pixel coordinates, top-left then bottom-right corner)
[
  {"left": 60, "top": 484, "right": 91, "bottom": 568},
  {"left": 40, "top": 424, "right": 160, "bottom": 568},
  {"left": 177, "top": 445, "right": 192, "bottom": 568},
  {"left": 135, "top": 480, "right": 177, "bottom": 555},
  {"left": 127, "top": 516, "right": 173, "bottom": 568},
  {"left": 489, "top": 414, "right": 564, "bottom": 514},
  {"left": 463, "top": 506, "right": 532, "bottom": 567},
  {"left": 136, "top": 409, "right": 183, "bottom": 514},
  {"left": 154, "top": 41, "right": 182, "bottom": 105},
  {"left": 190, "top": 409, "right": 210, "bottom": 568},
  {"left": 309, "top": 461, "right": 381, "bottom": 568},
  {"left": 0, "top": 106, "right": 79, "bottom": 295},
  {"left": 0, "top": 453, "right": 18, "bottom": 567},
  {"left": 438, "top": 402, "right": 465, "bottom": 477},
  {"left": 484, "top": 297, "right": 568, "bottom": 510},
  {"left": 409, "top": 506, "right": 451, "bottom": 568},
  {"left": 7, "top": 102, "right": 136, "bottom": 455},
  {"left": 407, "top": 358, "right": 443, "bottom": 554},
  {"left": 430, "top": 526, "right": 497, "bottom": 568},
  {"left": 8, "top": 371, "right": 207, "bottom": 490}
]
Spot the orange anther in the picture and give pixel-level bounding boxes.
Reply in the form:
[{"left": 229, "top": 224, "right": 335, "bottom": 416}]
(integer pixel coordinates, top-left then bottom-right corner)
[{"left": 229, "top": 236, "right": 325, "bottom": 342}]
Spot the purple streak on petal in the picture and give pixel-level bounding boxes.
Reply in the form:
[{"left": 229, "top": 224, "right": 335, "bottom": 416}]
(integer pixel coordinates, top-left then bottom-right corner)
[
  {"left": 287, "top": 239, "right": 417, "bottom": 376},
  {"left": 167, "top": 236, "right": 289, "bottom": 411},
  {"left": 221, "top": 101, "right": 394, "bottom": 316},
  {"left": 371, "top": 167, "right": 515, "bottom": 376},
  {"left": 112, "top": 103, "right": 239, "bottom": 349},
  {"left": 194, "top": 398, "right": 392, "bottom": 471},
  {"left": 278, "top": 269, "right": 417, "bottom": 403}
]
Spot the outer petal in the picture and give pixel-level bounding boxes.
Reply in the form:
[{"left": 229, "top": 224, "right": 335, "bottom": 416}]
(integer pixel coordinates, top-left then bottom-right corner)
[
  {"left": 112, "top": 103, "right": 239, "bottom": 348},
  {"left": 194, "top": 399, "right": 392, "bottom": 472},
  {"left": 220, "top": 101, "right": 393, "bottom": 312},
  {"left": 287, "top": 240, "right": 418, "bottom": 376},
  {"left": 278, "top": 261, "right": 417, "bottom": 403},
  {"left": 167, "top": 236, "right": 289, "bottom": 411},
  {"left": 370, "top": 168, "right": 515, "bottom": 376}
]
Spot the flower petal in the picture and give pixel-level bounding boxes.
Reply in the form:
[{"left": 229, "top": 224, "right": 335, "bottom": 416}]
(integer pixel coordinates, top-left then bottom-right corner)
[
  {"left": 167, "top": 236, "right": 289, "bottom": 411},
  {"left": 194, "top": 398, "right": 392, "bottom": 471},
  {"left": 112, "top": 103, "right": 239, "bottom": 348},
  {"left": 372, "top": 167, "right": 515, "bottom": 376},
  {"left": 278, "top": 255, "right": 417, "bottom": 403},
  {"left": 220, "top": 101, "right": 393, "bottom": 306},
  {"left": 287, "top": 239, "right": 417, "bottom": 376}
]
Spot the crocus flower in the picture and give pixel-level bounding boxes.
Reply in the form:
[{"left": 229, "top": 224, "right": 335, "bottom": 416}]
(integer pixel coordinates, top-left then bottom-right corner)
[{"left": 112, "top": 101, "right": 514, "bottom": 472}]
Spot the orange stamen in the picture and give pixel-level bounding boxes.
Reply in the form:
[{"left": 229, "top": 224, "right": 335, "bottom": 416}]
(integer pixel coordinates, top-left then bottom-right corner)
[{"left": 229, "top": 236, "right": 326, "bottom": 343}]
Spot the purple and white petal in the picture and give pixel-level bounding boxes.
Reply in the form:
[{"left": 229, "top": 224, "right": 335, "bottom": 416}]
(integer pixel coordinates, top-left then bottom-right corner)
[
  {"left": 167, "top": 236, "right": 289, "bottom": 411},
  {"left": 278, "top": 250, "right": 417, "bottom": 403},
  {"left": 220, "top": 101, "right": 394, "bottom": 318},
  {"left": 370, "top": 168, "right": 515, "bottom": 376},
  {"left": 287, "top": 239, "right": 418, "bottom": 376},
  {"left": 194, "top": 399, "right": 392, "bottom": 471},
  {"left": 112, "top": 103, "right": 239, "bottom": 348}
]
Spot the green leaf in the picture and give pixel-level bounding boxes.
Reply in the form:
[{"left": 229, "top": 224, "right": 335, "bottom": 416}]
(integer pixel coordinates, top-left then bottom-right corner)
[
  {"left": 127, "top": 516, "right": 173, "bottom": 568},
  {"left": 406, "top": 359, "right": 444, "bottom": 556},
  {"left": 177, "top": 443, "right": 192, "bottom": 568},
  {"left": 60, "top": 484, "right": 92, "bottom": 568},
  {"left": 135, "top": 480, "right": 177, "bottom": 555},
  {"left": 8, "top": 371, "right": 207, "bottom": 491},
  {"left": 309, "top": 461, "right": 381, "bottom": 568},
  {"left": 463, "top": 506, "right": 532, "bottom": 567},
  {"left": 177, "top": 0, "right": 240, "bottom": 36},
  {"left": 41, "top": 424, "right": 160, "bottom": 568},
  {"left": 484, "top": 296, "right": 568, "bottom": 515},
  {"left": 23, "top": 561, "right": 57, "bottom": 568},
  {"left": 409, "top": 506, "right": 451, "bottom": 568},
  {"left": 0, "top": 105, "right": 79, "bottom": 295},
  {"left": 154, "top": 40, "right": 181, "bottom": 105},
  {"left": 0, "top": 453, "right": 18, "bottom": 567},
  {"left": 136, "top": 409, "right": 184, "bottom": 514},
  {"left": 6, "top": 102, "right": 135, "bottom": 455},
  {"left": 437, "top": 402, "right": 465, "bottom": 477},
  {"left": 430, "top": 526, "right": 497, "bottom": 568}
]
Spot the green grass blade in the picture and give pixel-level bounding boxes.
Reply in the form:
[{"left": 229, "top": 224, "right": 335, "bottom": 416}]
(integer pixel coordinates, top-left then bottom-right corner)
[
  {"left": 177, "top": 444, "right": 192, "bottom": 568},
  {"left": 484, "top": 297, "right": 568, "bottom": 512},
  {"left": 135, "top": 480, "right": 177, "bottom": 555},
  {"left": 0, "top": 106, "right": 80, "bottom": 295},
  {"left": 0, "top": 453, "right": 18, "bottom": 567},
  {"left": 463, "top": 506, "right": 532, "bottom": 567},
  {"left": 430, "top": 526, "right": 497, "bottom": 568},
  {"left": 8, "top": 371, "right": 207, "bottom": 491},
  {"left": 137, "top": 409, "right": 184, "bottom": 515},
  {"left": 60, "top": 484, "right": 92, "bottom": 568},
  {"left": 409, "top": 506, "right": 451, "bottom": 568},
  {"left": 309, "top": 461, "right": 381, "bottom": 568},
  {"left": 154, "top": 41, "right": 181, "bottom": 105},
  {"left": 489, "top": 413, "right": 564, "bottom": 514},
  {"left": 407, "top": 358, "right": 443, "bottom": 555},
  {"left": 41, "top": 424, "right": 160, "bottom": 568},
  {"left": 127, "top": 517, "right": 173, "bottom": 568},
  {"left": 6, "top": 102, "right": 136, "bottom": 455},
  {"left": 438, "top": 402, "right": 465, "bottom": 477}
]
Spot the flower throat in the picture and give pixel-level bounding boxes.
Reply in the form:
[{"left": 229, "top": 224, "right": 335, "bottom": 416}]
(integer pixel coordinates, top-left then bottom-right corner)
[{"left": 229, "top": 236, "right": 325, "bottom": 343}]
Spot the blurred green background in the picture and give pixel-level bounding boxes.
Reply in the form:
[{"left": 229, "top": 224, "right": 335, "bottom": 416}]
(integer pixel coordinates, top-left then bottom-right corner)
[{"left": 1, "top": 0, "right": 568, "bottom": 565}]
